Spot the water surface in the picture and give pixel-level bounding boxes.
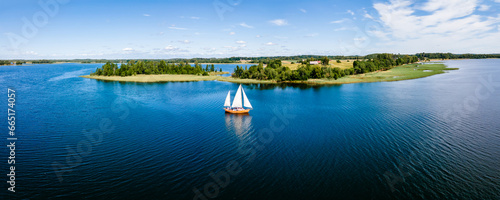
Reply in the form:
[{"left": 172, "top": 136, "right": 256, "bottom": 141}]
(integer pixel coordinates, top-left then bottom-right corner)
[{"left": 0, "top": 60, "right": 499, "bottom": 199}]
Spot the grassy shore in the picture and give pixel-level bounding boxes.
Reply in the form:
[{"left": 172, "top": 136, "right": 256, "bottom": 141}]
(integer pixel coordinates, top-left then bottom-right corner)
[
  {"left": 80, "top": 74, "right": 220, "bottom": 82},
  {"left": 209, "top": 71, "right": 230, "bottom": 75},
  {"left": 300, "top": 63, "right": 457, "bottom": 84},
  {"left": 80, "top": 63, "right": 457, "bottom": 84},
  {"left": 80, "top": 72, "right": 229, "bottom": 83}
]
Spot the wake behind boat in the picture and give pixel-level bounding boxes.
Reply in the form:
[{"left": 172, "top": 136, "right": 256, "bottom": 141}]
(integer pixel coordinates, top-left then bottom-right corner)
[{"left": 224, "top": 84, "right": 252, "bottom": 114}]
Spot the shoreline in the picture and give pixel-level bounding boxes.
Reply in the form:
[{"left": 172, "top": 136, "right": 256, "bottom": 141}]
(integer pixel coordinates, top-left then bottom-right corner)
[{"left": 80, "top": 63, "right": 457, "bottom": 85}]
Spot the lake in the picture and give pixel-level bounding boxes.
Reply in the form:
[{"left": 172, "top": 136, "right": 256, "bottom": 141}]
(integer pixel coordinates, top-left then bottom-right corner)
[{"left": 0, "top": 60, "right": 499, "bottom": 199}]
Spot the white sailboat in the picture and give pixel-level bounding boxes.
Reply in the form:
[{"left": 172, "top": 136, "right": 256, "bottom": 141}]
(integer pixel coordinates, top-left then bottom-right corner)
[{"left": 224, "top": 84, "right": 252, "bottom": 114}]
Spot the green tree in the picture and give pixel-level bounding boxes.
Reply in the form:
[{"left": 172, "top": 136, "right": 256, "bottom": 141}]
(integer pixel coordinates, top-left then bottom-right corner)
[{"left": 321, "top": 57, "right": 329, "bottom": 65}]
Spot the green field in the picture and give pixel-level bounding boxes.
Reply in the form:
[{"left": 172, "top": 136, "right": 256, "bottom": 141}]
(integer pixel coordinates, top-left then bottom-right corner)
[{"left": 282, "top": 60, "right": 353, "bottom": 70}]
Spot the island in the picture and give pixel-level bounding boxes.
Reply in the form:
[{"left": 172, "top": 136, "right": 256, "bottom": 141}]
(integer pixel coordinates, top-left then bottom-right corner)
[{"left": 80, "top": 53, "right": 458, "bottom": 84}]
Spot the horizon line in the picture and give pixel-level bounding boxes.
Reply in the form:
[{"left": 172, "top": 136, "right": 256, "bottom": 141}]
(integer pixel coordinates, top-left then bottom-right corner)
[{"left": 3, "top": 52, "right": 500, "bottom": 61}]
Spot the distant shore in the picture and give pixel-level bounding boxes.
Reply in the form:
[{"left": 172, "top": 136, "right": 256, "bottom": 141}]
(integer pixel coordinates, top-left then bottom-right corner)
[{"left": 81, "top": 63, "right": 457, "bottom": 84}]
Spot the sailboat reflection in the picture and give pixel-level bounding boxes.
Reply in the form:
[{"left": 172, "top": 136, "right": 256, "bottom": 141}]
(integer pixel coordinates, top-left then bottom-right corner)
[
  {"left": 224, "top": 113, "right": 253, "bottom": 139},
  {"left": 224, "top": 111, "right": 259, "bottom": 164}
]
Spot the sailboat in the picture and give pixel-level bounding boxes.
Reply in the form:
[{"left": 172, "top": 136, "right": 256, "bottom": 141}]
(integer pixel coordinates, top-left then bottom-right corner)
[{"left": 224, "top": 84, "right": 253, "bottom": 114}]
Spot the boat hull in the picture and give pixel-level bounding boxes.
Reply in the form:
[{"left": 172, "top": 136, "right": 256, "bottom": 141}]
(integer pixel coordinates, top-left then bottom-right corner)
[{"left": 224, "top": 108, "right": 250, "bottom": 114}]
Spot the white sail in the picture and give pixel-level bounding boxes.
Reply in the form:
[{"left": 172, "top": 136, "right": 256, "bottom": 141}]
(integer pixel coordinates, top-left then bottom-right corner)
[
  {"left": 242, "top": 87, "right": 252, "bottom": 108},
  {"left": 224, "top": 91, "right": 231, "bottom": 107},
  {"left": 231, "top": 85, "right": 243, "bottom": 108}
]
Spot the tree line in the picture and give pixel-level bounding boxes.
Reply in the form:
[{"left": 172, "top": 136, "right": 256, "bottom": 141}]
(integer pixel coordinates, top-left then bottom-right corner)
[
  {"left": 415, "top": 53, "right": 500, "bottom": 60},
  {"left": 0, "top": 60, "right": 12, "bottom": 65},
  {"left": 233, "top": 62, "right": 351, "bottom": 81},
  {"left": 0, "top": 61, "right": 24, "bottom": 65},
  {"left": 90, "top": 60, "right": 220, "bottom": 76},
  {"left": 232, "top": 54, "right": 419, "bottom": 81}
]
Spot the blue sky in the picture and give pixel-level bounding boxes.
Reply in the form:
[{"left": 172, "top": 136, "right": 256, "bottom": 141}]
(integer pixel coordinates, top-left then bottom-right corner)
[{"left": 1, "top": 0, "right": 499, "bottom": 59}]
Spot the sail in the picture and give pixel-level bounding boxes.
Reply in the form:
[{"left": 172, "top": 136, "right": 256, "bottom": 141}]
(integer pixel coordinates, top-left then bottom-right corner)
[
  {"left": 224, "top": 91, "right": 231, "bottom": 107},
  {"left": 242, "top": 87, "right": 252, "bottom": 108},
  {"left": 231, "top": 85, "right": 243, "bottom": 108}
]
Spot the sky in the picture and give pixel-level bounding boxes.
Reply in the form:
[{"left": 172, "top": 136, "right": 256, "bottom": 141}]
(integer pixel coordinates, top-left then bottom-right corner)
[{"left": 1, "top": 0, "right": 499, "bottom": 59}]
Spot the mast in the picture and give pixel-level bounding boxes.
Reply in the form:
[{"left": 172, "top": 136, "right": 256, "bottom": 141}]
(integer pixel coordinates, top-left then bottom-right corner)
[
  {"left": 231, "top": 85, "right": 243, "bottom": 108},
  {"left": 224, "top": 91, "right": 231, "bottom": 107},
  {"left": 242, "top": 87, "right": 252, "bottom": 109}
]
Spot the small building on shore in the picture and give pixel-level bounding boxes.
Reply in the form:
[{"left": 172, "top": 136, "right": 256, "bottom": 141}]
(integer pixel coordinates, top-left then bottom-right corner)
[{"left": 309, "top": 61, "right": 321, "bottom": 65}]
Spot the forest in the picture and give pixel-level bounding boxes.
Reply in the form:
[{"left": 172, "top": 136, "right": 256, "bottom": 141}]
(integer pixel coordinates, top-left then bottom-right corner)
[
  {"left": 232, "top": 54, "right": 419, "bottom": 81},
  {"left": 90, "top": 60, "right": 220, "bottom": 76}
]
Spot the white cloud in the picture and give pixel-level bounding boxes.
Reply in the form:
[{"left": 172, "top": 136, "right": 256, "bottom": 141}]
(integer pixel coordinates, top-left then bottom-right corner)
[
  {"left": 330, "top": 19, "right": 347, "bottom": 24},
  {"left": 24, "top": 51, "right": 38, "bottom": 55},
  {"left": 179, "top": 40, "right": 191, "bottom": 44},
  {"left": 236, "top": 40, "right": 246, "bottom": 44},
  {"left": 229, "top": 32, "right": 236, "bottom": 35},
  {"left": 363, "top": 9, "right": 374, "bottom": 19},
  {"left": 164, "top": 45, "right": 179, "bottom": 51},
  {"left": 169, "top": 26, "right": 187, "bottom": 30},
  {"left": 274, "top": 36, "right": 288, "bottom": 39},
  {"left": 203, "top": 47, "right": 217, "bottom": 52},
  {"left": 190, "top": 16, "right": 200, "bottom": 20},
  {"left": 478, "top": 5, "right": 490, "bottom": 11},
  {"left": 374, "top": 0, "right": 496, "bottom": 39},
  {"left": 224, "top": 45, "right": 245, "bottom": 51},
  {"left": 256, "top": 35, "right": 262, "bottom": 38},
  {"left": 123, "top": 48, "right": 134, "bottom": 51},
  {"left": 347, "top": 10, "right": 355, "bottom": 16},
  {"left": 269, "top": 19, "right": 288, "bottom": 26},
  {"left": 372, "top": 0, "right": 500, "bottom": 53},
  {"left": 143, "top": 14, "right": 150, "bottom": 17},
  {"left": 239, "top": 23, "right": 254, "bottom": 28},
  {"left": 354, "top": 37, "right": 366, "bottom": 42},
  {"left": 334, "top": 27, "right": 349, "bottom": 31},
  {"left": 300, "top": 9, "right": 307, "bottom": 13},
  {"left": 306, "top": 33, "right": 319, "bottom": 37},
  {"left": 265, "top": 42, "right": 277, "bottom": 46},
  {"left": 370, "top": 30, "right": 390, "bottom": 41},
  {"left": 153, "top": 45, "right": 189, "bottom": 55}
]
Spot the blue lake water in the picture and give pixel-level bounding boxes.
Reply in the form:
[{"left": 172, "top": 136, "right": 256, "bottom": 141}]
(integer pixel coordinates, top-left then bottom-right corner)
[{"left": 0, "top": 60, "right": 499, "bottom": 199}]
